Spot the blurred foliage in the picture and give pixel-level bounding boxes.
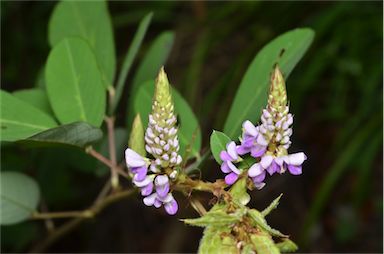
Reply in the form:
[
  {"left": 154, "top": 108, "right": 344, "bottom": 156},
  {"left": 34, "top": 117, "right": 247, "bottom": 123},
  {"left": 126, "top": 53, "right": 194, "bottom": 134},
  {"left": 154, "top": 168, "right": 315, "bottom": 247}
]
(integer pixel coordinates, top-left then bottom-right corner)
[{"left": 1, "top": 1, "right": 382, "bottom": 253}]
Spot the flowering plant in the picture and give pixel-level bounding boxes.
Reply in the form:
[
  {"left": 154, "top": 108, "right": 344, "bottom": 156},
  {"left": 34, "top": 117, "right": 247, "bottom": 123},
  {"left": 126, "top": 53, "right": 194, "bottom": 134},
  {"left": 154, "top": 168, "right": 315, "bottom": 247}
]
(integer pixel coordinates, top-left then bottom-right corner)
[{"left": 0, "top": 1, "right": 315, "bottom": 252}]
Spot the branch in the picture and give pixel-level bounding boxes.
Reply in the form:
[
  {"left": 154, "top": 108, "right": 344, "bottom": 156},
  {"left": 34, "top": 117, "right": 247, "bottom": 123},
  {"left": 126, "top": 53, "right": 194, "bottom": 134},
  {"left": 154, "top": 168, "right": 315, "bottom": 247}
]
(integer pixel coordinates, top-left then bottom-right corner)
[{"left": 30, "top": 189, "right": 135, "bottom": 253}]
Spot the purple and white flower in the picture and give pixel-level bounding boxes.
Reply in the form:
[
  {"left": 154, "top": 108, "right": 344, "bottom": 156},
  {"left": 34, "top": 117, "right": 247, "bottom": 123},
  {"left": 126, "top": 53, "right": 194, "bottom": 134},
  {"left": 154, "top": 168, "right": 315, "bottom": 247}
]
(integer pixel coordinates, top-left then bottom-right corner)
[
  {"left": 237, "top": 120, "right": 268, "bottom": 158},
  {"left": 220, "top": 141, "right": 242, "bottom": 185},
  {"left": 143, "top": 192, "right": 178, "bottom": 215}
]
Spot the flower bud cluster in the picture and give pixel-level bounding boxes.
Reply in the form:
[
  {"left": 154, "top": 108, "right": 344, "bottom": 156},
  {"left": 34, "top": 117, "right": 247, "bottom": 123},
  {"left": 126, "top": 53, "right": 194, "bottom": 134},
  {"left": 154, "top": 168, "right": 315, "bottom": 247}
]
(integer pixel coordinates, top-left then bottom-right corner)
[
  {"left": 220, "top": 66, "right": 307, "bottom": 189},
  {"left": 125, "top": 68, "right": 181, "bottom": 215}
]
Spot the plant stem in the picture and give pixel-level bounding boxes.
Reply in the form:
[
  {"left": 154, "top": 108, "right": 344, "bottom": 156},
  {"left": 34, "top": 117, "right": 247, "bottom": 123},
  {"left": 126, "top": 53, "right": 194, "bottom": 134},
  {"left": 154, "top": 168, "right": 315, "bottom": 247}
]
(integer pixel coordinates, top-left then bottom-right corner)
[
  {"left": 31, "top": 210, "right": 92, "bottom": 220},
  {"left": 105, "top": 116, "right": 119, "bottom": 189},
  {"left": 189, "top": 198, "right": 207, "bottom": 216},
  {"left": 86, "top": 146, "right": 114, "bottom": 168},
  {"left": 30, "top": 189, "right": 135, "bottom": 252}
]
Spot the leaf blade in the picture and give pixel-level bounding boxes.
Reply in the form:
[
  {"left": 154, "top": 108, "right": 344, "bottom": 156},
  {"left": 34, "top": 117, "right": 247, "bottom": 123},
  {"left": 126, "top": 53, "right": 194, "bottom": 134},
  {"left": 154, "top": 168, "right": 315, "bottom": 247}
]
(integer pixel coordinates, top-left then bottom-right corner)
[
  {"left": 0, "top": 90, "right": 57, "bottom": 142},
  {"left": 0, "top": 172, "right": 40, "bottom": 225},
  {"left": 49, "top": 0, "right": 116, "bottom": 87},
  {"left": 210, "top": 130, "right": 231, "bottom": 164},
  {"left": 45, "top": 38, "right": 106, "bottom": 127},
  {"left": 25, "top": 122, "right": 103, "bottom": 148}
]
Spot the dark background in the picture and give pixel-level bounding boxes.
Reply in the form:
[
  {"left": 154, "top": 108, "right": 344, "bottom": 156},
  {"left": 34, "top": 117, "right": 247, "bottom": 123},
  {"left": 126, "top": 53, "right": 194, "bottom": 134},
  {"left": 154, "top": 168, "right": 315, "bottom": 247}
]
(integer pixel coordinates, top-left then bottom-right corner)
[{"left": 1, "top": 1, "right": 383, "bottom": 253}]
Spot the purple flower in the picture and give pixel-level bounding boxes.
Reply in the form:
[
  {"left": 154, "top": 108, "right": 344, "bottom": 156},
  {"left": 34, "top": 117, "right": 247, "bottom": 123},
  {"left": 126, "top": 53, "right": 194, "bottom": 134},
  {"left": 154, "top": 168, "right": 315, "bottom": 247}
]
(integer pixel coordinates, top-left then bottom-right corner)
[
  {"left": 220, "top": 141, "right": 241, "bottom": 185},
  {"left": 133, "top": 176, "right": 154, "bottom": 196},
  {"left": 237, "top": 120, "right": 267, "bottom": 158},
  {"left": 125, "top": 148, "right": 149, "bottom": 182},
  {"left": 248, "top": 163, "right": 266, "bottom": 190},
  {"left": 143, "top": 192, "right": 178, "bottom": 215},
  {"left": 249, "top": 152, "right": 307, "bottom": 181},
  {"left": 155, "top": 175, "right": 170, "bottom": 198}
]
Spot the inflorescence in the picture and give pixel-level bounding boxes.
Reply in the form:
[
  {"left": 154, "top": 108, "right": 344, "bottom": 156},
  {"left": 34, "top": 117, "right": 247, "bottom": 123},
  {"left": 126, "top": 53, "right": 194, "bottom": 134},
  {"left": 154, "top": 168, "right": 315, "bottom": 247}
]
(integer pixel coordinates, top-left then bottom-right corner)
[{"left": 220, "top": 66, "right": 307, "bottom": 189}]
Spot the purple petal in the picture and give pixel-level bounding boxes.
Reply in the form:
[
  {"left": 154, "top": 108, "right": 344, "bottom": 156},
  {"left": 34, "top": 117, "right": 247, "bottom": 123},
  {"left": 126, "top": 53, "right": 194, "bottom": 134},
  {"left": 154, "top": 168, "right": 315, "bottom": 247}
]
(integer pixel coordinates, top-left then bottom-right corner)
[
  {"left": 220, "top": 151, "right": 232, "bottom": 161},
  {"left": 243, "top": 120, "right": 258, "bottom": 136},
  {"left": 287, "top": 164, "right": 302, "bottom": 175},
  {"left": 260, "top": 155, "right": 273, "bottom": 169},
  {"left": 155, "top": 175, "right": 170, "bottom": 198},
  {"left": 132, "top": 166, "right": 148, "bottom": 182},
  {"left": 236, "top": 145, "right": 251, "bottom": 155},
  {"left": 125, "top": 148, "right": 146, "bottom": 167},
  {"left": 164, "top": 199, "right": 178, "bottom": 215},
  {"left": 284, "top": 152, "right": 307, "bottom": 166},
  {"left": 141, "top": 181, "right": 153, "bottom": 196},
  {"left": 248, "top": 163, "right": 263, "bottom": 177},
  {"left": 154, "top": 199, "right": 162, "bottom": 208},
  {"left": 225, "top": 172, "right": 239, "bottom": 185},
  {"left": 227, "top": 161, "right": 241, "bottom": 174},
  {"left": 252, "top": 170, "right": 266, "bottom": 183},
  {"left": 226, "top": 141, "right": 238, "bottom": 160},
  {"left": 266, "top": 160, "right": 279, "bottom": 175},
  {"left": 133, "top": 176, "right": 152, "bottom": 187},
  {"left": 143, "top": 193, "right": 157, "bottom": 206},
  {"left": 256, "top": 134, "right": 269, "bottom": 146},
  {"left": 221, "top": 162, "right": 231, "bottom": 173},
  {"left": 250, "top": 145, "right": 266, "bottom": 158}
]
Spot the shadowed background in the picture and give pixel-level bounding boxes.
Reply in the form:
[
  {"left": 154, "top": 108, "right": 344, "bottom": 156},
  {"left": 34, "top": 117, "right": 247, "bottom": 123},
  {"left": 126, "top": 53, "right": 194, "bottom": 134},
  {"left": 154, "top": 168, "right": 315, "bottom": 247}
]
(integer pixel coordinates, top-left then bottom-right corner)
[{"left": 1, "top": 1, "right": 382, "bottom": 253}]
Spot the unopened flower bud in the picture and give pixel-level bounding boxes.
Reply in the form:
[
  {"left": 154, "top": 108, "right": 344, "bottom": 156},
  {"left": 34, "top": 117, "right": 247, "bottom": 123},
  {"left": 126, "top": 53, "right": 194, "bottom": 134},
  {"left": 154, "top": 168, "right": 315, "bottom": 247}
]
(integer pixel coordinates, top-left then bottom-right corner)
[
  {"left": 129, "top": 114, "right": 146, "bottom": 157},
  {"left": 145, "top": 67, "right": 182, "bottom": 169}
]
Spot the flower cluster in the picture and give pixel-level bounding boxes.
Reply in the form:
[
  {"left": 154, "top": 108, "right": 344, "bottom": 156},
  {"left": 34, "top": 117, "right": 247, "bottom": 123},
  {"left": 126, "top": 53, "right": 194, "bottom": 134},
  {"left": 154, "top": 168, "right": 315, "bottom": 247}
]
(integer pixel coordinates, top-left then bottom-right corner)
[
  {"left": 220, "top": 66, "right": 307, "bottom": 189},
  {"left": 125, "top": 68, "right": 181, "bottom": 215}
]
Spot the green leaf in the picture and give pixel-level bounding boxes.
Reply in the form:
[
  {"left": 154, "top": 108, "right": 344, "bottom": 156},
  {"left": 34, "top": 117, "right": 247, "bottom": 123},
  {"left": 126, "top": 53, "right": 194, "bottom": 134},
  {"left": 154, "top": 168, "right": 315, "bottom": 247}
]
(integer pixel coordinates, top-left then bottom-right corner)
[
  {"left": 126, "top": 31, "right": 175, "bottom": 127},
  {"left": 49, "top": 0, "right": 116, "bottom": 87},
  {"left": 250, "top": 233, "right": 280, "bottom": 254},
  {"left": 198, "top": 227, "right": 238, "bottom": 254},
  {"left": 275, "top": 239, "right": 298, "bottom": 253},
  {"left": 0, "top": 90, "right": 57, "bottom": 142},
  {"left": 183, "top": 209, "right": 244, "bottom": 228},
  {"left": 45, "top": 38, "right": 106, "bottom": 127},
  {"left": 111, "top": 12, "right": 153, "bottom": 114},
  {"left": 261, "top": 194, "right": 283, "bottom": 217},
  {"left": 210, "top": 130, "right": 231, "bottom": 164},
  {"left": 0, "top": 172, "right": 40, "bottom": 225},
  {"left": 229, "top": 177, "right": 251, "bottom": 206},
  {"left": 13, "top": 88, "right": 54, "bottom": 116},
  {"left": 223, "top": 28, "right": 314, "bottom": 139},
  {"left": 134, "top": 80, "right": 201, "bottom": 159},
  {"left": 24, "top": 122, "right": 102, "bottom": 148},
  {"left": 248, "top": 209, "right": 287, "bottom": 238}
]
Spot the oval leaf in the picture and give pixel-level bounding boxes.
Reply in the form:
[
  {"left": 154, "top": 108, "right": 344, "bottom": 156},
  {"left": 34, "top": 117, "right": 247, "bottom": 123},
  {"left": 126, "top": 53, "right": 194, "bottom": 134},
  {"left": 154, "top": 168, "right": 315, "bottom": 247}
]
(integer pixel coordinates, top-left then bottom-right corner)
[
  {"left": 0, "top": 172, "right": 40, "bottom": 225},
  {"left": 49, "top": 0, "right": 116, "bottom": 87},
  {"left": 13, "top": 88, "right": 54, "bottom": 116},
  {"left": 45, "top": 38, "right": 106, "bottom": 127},
  {"left": 0, "top": 90, "right": 57, "bottom": 142},
  {"left": 24, "top": 122, "right": 102, "bottom": 148},
  {"left": 210, "top": 130, "right": 231, "bottom": 164},
  {"left": 134, "top": 80, "right": 201, "bottom": 159},
  {"left": 224, "top": 28, "right": 314, "bottom": 139}
]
